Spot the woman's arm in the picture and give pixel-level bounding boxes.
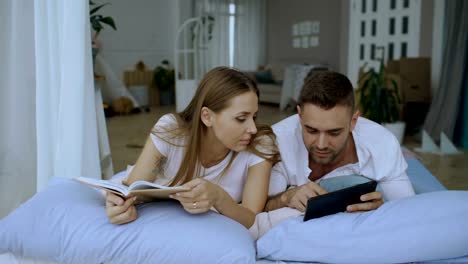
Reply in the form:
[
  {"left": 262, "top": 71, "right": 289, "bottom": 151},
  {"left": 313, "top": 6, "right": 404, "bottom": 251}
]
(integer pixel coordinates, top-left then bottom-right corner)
[
  {"left": 171, "top": 160, "right": 272, "bottom": 228},
  {"left": 124, "top": 136, "right": 166, "bottom": 185},
  {"left": 106, "top": 136, "right": 166, "bottom": 224}
]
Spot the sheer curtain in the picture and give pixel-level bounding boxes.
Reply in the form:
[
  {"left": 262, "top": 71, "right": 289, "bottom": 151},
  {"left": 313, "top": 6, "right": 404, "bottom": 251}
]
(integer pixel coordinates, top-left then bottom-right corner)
[
  {"left": 0, "top": 0, "right": 100, "bottom": 218},
  {"left": 194, "top": 0, "right": 230, "bottom": 68},
  {"left": 423, "top": 0, "right": 468, "bottom": 143},
  {"left": 0, "top": 0, "right": 37, "bottom": 218},
  {"left": 234, "top": 0, "right": 266, "bottom": 70}
]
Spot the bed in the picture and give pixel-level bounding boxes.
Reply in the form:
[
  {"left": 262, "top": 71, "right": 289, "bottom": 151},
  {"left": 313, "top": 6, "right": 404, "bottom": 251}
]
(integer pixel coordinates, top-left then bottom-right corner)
[{"left": 1, "top": 151, "right": 468, "bottom": 264}]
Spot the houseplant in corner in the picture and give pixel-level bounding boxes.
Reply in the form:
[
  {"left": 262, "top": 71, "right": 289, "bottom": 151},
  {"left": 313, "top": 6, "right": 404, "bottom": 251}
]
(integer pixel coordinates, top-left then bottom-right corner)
[
  {"left": 153, "top": 60, "right": 176, "bottom": 106},
  {"left": 89, "top": 0, "right": 117, "bottom": 62},
  {"left": 356, "top": 60, "right": 406, "bottom": 144}
]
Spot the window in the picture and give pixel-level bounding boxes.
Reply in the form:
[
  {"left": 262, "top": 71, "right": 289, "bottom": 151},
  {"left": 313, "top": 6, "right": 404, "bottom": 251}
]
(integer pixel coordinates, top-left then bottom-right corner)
[
  {"left": 372, "top": 20, "right": 376, "bottom": 36},
  {"left": 402, "top": 16, "right": 408, "bottom": 34},
  {"left": 360, "top": 44, "right": 365, "bottom": 60},
  {"left": 388, "top": 43, "right": 394, "bottom": 60},
  {"left": 229, "top": 3, "right": 236, "bottom": 67},
  {"left": 361, "top": 21, "right": 366, "bottom": 37},
  {"left": 401, "top": 42, "right": 407, "bottom": 58},
  {"left": 389, "top": 17, "right": 395, "bottom": 35},
  {"left": 403, "top": 0, "right": 410, "bottom": 8}
]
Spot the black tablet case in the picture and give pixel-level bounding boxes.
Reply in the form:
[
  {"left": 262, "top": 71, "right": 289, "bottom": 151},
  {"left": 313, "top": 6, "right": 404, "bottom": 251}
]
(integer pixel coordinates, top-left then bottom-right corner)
[{"left": 303, "top": 180, "right": 378, "bottom": 221}]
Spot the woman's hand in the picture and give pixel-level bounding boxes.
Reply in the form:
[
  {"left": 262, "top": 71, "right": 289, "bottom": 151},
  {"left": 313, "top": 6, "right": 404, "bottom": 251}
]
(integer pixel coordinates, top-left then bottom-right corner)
[
  {"left": 170, "top": 178, "right": 224, "bottom": 214},
  {"left": 106, "top": 192, "right": 138, "bottom": 224}
]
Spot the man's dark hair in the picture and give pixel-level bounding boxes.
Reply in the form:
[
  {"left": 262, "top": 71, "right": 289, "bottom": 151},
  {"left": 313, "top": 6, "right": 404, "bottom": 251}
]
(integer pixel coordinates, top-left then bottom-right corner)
[{"left": 298, "top": 71, "right": 355, "bottom": 111}]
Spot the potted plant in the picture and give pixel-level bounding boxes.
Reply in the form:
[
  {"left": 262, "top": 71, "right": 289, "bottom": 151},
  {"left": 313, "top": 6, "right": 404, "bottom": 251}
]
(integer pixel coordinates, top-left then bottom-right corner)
[
  {"left": 153, "top": 60, "right": 175, "bottom": 105},
  {"left": 89, "top": 1, "right": 117, "bottom": 62},
  {"left": 356, "top": 60, "right": 406, "bottom": 144}
]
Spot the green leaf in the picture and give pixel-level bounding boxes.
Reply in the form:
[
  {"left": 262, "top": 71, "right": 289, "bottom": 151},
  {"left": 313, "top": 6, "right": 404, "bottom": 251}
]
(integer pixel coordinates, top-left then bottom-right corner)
[
  {"left": 356, "top": 60, "right": 402, "bottom": 124},
  {"left": 99, "top": 17, "right": 117, "bottom": 30},
  {"left": 90, "top": 3, "right": 110, "bottom": 15}
]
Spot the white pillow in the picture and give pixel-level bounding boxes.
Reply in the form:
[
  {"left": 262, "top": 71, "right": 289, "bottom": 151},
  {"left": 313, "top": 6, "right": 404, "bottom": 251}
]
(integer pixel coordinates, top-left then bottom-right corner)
[
  {"left": 257, "top": 191, "right": 468, "bottom": 263},
  {"left": 0, "top": 178, "right": 256, "bottom": 264}
]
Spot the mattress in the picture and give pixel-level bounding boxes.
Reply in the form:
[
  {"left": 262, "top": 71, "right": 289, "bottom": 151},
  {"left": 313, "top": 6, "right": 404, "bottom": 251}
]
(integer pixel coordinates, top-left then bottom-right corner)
[
  {"left": 0, "top": 252, "right": 57, "bottom": 264},
  {"left": 5, "top": 253, "right": 467, "bottom": 264},
  {"left": 1, "top": 151, "right": 461, "bottom": 264}
]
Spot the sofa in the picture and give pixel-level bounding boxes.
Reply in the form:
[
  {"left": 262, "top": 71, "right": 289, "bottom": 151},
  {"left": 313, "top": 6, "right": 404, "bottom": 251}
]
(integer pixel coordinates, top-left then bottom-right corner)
[
  {"left": 249, "top": 63, "right": 330, "bottom": 109},
  {"left": 249, "top": 63, "right": 285, "bottom": 104}
]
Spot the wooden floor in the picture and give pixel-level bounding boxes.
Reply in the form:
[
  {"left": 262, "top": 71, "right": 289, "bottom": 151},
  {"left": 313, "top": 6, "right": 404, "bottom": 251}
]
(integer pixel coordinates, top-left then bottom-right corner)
[{"left": 106, "top": 104, "right": 468, "bottom": 190}]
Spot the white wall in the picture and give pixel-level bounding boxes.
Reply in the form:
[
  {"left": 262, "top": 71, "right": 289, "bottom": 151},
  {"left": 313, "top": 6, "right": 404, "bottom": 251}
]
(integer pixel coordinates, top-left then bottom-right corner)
[
  {"left": 97, "top": 0, "right": 192, "bottom": 77},
  {"left": 266, "top": 0, "right": 344, "bottom": 71}
]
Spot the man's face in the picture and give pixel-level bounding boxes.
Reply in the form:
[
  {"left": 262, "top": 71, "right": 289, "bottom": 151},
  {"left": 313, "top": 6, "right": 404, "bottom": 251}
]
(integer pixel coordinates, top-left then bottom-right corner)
[{"left": 298, "top": 103, "right": 358, "bottom": 165}]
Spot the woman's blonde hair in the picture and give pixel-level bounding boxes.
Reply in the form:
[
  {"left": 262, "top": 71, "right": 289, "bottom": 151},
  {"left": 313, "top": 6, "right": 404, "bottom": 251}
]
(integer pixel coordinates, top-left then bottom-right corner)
[{"left": 152, "top": 66, "right": 280, "bottom": 186}]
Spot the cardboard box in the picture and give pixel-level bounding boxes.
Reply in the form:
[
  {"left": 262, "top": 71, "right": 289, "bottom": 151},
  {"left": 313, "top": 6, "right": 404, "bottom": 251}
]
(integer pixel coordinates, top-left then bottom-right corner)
[
  {"left": 123, "top": 70, "right": 159, "bottom": 106},
  {"left": 386, "top": 58, "right": 431, "bottom": 103}
]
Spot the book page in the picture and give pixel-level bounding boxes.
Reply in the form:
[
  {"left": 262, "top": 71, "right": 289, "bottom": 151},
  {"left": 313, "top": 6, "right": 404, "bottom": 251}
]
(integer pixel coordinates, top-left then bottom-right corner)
[
  {"left": 128, "top": 180, "right": 186, "bottom": 191},
  {"left": 74, "top": 177, "right": 130, "bottom": 196},
  {"left": 128, "top": 181, "right": 189, "bottom": 199}
]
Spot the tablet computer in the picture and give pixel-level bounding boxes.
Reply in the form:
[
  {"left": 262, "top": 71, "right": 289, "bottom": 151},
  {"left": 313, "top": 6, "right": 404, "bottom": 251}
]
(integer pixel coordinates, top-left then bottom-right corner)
[{"left": 303, "top": 180, "right": 378, "bottom": 221}]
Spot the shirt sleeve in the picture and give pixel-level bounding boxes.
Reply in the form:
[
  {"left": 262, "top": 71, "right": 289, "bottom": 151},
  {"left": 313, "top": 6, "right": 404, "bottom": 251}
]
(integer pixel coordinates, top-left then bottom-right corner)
[
  {"left": 378, "top": 147, "right": 416, "bottom": 201},
  {"left": 268, "top": 161, "right": 289, "bottom": 197},
  {"left": 247, "top": 152, "right": 266, "bottom": 168},
  {"left": 149, "top": 114, "right": 177, "bottom": 157},
  {"left": 366, "top": 138, "right": 416, "bottom": 201}
]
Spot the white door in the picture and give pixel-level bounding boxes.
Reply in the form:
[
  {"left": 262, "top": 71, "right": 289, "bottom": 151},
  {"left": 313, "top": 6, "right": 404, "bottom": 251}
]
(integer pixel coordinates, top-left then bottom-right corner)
[{"left": 347, "top": 0, "right": 421, "bottom": 86}]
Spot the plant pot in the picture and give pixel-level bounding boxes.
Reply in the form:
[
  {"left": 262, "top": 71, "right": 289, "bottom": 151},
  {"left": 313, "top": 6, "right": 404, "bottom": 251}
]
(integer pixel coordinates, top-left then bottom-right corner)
[
  {"left": 383, "top": 121, "right": 406, "bottom": 145},
  {"left": 159, "top": 89, "right": 174, "bottom": 106},
  {"left": 92, "top": 47, "right": 99, "bottom": 65}
]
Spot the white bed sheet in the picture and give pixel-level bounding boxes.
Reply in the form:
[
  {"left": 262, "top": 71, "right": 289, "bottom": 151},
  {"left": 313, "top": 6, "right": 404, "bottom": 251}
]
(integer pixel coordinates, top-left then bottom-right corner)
[
  {"left": 0, "top": 252, "right": 57, "bottom": 264},
  {"left": 4, "top": 251, "right": 468, "bottom": 264}
]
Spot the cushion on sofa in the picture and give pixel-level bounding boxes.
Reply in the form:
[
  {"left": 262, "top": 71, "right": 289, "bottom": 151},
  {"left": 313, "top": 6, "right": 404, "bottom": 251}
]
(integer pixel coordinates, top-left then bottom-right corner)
[
  {"left": 265, "top": 63, "right": 285, "bottom": 82},
  {"left": 254, "top": 70, "right": 276, "bottom": 84}
]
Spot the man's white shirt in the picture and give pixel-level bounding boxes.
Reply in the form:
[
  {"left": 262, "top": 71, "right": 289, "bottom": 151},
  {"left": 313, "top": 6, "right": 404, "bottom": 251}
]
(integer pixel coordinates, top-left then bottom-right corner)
[{"left": 269, "top": 114, "right": 415, "bottom": 201}]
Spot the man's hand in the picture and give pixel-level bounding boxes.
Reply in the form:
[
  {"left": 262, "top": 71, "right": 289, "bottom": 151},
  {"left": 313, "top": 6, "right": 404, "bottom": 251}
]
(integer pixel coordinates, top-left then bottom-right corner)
[
  {"left": 346, "top": 191, "right": 383, "bottom": 212},
  {"left": 281, "top": 182, "right": 328, "bottom": 212}
]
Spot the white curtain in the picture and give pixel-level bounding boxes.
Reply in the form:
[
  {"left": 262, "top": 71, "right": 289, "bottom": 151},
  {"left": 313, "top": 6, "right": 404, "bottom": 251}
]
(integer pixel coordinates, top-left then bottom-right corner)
[
  {"left": 194, "top": 0, "right": 230, "bottom": 68},
  {"left": 0, "top": 0, "right": 100, "bottom": 218},
  {"left": 234, "top": 0, "right": 266, "bottom": 70},
  {"left": 0, "top": 1, "right": 37, "bottom": 218}
]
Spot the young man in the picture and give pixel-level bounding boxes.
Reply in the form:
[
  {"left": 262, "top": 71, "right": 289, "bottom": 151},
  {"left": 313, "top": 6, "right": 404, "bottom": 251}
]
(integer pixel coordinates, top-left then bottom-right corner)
[{"left": 265, "top": 71, "right": 415, "bottom": 212}]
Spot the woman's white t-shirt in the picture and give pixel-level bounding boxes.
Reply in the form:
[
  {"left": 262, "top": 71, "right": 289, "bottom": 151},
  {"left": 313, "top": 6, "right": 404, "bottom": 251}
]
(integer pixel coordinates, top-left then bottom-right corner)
[{"left": 142, "top": 114, "right": 265, "bottom": 202}]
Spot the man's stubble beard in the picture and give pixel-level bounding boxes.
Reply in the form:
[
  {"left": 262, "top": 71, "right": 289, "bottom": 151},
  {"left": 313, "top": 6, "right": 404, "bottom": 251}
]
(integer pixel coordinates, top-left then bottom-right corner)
[{"left": 308, "top": 136, "right": 349, "bottom": 165}]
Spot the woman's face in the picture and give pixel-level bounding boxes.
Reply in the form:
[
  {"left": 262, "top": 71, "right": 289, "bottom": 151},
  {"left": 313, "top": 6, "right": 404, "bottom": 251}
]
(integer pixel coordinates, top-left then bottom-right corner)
[{"left": 209, "top": 91, "right": 258, "bottom": 152}]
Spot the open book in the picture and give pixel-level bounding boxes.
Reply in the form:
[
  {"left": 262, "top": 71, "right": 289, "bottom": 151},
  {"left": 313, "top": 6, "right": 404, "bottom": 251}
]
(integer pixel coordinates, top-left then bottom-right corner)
[{"left": 74, "top": 177, "right": 189, "bottom": 199}]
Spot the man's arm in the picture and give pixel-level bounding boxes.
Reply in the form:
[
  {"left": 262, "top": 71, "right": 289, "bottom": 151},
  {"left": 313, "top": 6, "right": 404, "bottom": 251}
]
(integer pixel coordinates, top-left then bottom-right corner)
[
  {"left": 264, "top": 189, "right": 291, "bottom": 211},
  {"left": 265, "top": 182, "right": 327, "bottom": 212}
]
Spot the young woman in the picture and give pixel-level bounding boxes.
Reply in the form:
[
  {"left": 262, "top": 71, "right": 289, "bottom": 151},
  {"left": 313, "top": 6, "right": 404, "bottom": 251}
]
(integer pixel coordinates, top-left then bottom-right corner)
[{"left": 106, "top": 67, "right": 280, "bottom": 228}]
